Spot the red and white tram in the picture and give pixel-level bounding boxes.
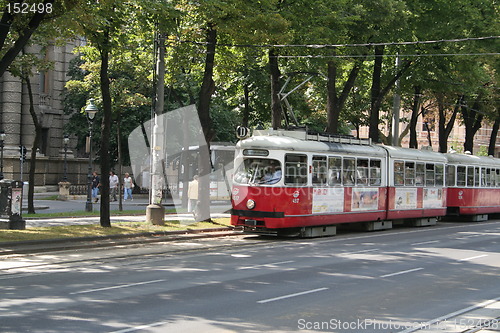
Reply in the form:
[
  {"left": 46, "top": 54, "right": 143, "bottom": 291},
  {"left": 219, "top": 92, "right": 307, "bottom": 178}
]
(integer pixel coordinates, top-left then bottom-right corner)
[
  {"left": 230, "top": 129, "right": 500, "bottom": 237},
  {"left": 385, "top": 146, "right": 447, "bottom": 224},
  {"left": 445, "top": 153, "right": 500, "bottom": 220}
]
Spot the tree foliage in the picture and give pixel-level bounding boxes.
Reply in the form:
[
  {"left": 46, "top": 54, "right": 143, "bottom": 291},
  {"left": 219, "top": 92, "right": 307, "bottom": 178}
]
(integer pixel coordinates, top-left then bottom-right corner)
[{"left": 59, "top": 0, "right": 499, "bottom": 191}]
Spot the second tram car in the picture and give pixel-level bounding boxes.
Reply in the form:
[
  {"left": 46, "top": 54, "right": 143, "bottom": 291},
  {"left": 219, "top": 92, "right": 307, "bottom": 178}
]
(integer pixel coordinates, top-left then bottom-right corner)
[
  {"left": 230, "top": 129, "right": 500, "bottom": 237},
  {"left": 445, "top": 153, "right": 500, "bottom": 220}
]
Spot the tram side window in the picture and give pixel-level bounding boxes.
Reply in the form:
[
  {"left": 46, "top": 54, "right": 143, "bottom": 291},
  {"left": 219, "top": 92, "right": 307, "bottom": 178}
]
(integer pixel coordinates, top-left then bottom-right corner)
[
  {"left": 497, "top": 169, "right": 500, "bottom": 187},
  {"left": 486, "top": 169, "right": 492, "bottom": 187},
  {"left": 343, "top": 158, "right": 355, "bottom": 185},
  {"left": 394, "top": 161, "right": 404, "bottom": 186},
  {"left": 425, "top": 163, "right": 435, "bottom": 186},
  {"left": 435, "top": 164, "right": 444, "bottom": 186},
  {"left": 285, "top": 154, "right": 308, "bottom": 185},
  {"left": 416, "top": 163, "right": 425, "bottom": 186},
  {"left": 328, "top": 156, "right": 342, "bottom": 186},
  {"left": 457, "top": 166, "right": 466, "bottom": 187},
  {"left": 467, "top": 166, "right": 474, "bottom": 187},
  {"left": 480, "top": 168, "right": 486, "bottom": 187},
  {"left": 356, "top": 158, "right": 369, "bottom": 185},
  {"left": 405, "top": 162, "right": 415, "bottom": 186},
  {"left": 474, "top": 167, "right": 480, "bottom": 187},
  {"left": 312, "top": 156, "right": 328, "bottom": 186},
  {"left": 447, "top": 165, "right": 456, "bottom": 187},
  {"left": 370, "top": 159, "right": 381, "bottom": 186}
]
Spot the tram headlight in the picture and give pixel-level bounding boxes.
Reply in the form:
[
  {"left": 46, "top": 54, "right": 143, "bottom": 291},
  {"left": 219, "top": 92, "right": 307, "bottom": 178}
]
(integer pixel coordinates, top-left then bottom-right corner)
[{"left": 246, "top": 199, "right": 256, "bottom": 210}]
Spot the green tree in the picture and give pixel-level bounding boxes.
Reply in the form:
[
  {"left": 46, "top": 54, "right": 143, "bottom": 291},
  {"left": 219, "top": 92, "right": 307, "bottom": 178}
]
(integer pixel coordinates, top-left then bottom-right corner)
[
  {"left": 66, "top": 0, "right": 176, "bottom": 227},
  {"left": 0, "top": 0, "right": 80, "bottom": 77}
]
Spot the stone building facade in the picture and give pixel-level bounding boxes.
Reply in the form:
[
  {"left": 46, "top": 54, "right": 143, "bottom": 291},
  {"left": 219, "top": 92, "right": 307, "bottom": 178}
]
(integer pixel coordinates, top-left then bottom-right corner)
[{"left": 0, "top": 41, "right": 89, "bottom": 190}]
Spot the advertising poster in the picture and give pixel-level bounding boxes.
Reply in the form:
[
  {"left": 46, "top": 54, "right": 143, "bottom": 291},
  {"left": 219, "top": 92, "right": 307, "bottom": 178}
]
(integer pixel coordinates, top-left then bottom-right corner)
[
  {"left": 11, "top": 188, "right": 22, "bottom": 215},
  {"left": 395, "top": 188, "right": 417, "bottom": 210},
  {"left": 423, "top": 188, "right": 443, "bottom": 208},
  {"left": 312, "top": 187, "right": 344, "bottom": 213},
  {"left": 351, "top": 188, "right": 379, "bottom": 211}
]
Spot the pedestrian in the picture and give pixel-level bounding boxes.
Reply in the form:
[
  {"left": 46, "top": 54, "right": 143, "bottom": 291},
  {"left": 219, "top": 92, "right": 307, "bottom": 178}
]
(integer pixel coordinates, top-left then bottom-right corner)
[
  {"left": 109, "top": 171, "right": 119, "bottom": 201},
  {"left": 91, "top": 171, "right": 100, "bottom": 203},
  {"left": 187, "top": 175, "right": 199, "bottom": 214},
  {"left": 123, "top": 172, "right": 134, "bottom": 201}
]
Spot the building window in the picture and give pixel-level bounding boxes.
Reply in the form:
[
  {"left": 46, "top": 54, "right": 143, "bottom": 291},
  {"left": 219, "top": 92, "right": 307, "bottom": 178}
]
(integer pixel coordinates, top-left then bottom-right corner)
[{"left": 39, "top": 128, "right": 49, "bottom": 155}]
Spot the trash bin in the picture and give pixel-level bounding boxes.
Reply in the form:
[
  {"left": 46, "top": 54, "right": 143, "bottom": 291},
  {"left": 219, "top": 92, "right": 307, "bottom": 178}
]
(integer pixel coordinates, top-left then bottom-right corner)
[{"left": 0, "top": 180, "right": 25, "bottom": 230}]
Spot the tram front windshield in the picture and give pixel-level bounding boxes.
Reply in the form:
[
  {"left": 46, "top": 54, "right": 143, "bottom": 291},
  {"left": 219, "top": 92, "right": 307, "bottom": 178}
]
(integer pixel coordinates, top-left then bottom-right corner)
[{"left": 234, "top": 158, "right": 282, "bottom": 185}]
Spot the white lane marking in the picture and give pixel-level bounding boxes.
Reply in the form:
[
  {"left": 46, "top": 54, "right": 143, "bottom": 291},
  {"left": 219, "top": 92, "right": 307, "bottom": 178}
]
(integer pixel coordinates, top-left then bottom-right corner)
[
  {"left": 346, "top": 248, "right": 380, "bottom": 254},
  {"left": 411, "top": 240, "right": 439, "bottom": 246},
  {"left": 71, "top": 279, "right": 166, "bottom": 295},
  {"left": 458, "top": 254, "right": 488, "bottom": 262},
  {"left": 380, "top": 268, "right": 424, "bottom": 278},
  {"left": 257, "top": 287, "right": 329, "bottom": 304},
  {"left": 109, "top": 320, "right": 169, "bottom": 333},
  {"left": 238, "top": 260, "right": 294, "bottom": 270},
  {"left": 398, "top": 297, "right": 500, "bottom": 333}
]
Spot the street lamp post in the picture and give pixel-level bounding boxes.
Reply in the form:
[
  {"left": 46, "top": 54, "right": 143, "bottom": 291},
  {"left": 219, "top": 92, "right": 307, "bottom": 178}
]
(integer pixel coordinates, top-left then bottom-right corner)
[
  {"left": 63, "top": 134, "right": 69, "bottom": 182},
  {"left": 85, "top": 99, "right": 98, "bottom": 212},
  {"left": 0, "top": 131, "right": 5, "bottom": 180}
]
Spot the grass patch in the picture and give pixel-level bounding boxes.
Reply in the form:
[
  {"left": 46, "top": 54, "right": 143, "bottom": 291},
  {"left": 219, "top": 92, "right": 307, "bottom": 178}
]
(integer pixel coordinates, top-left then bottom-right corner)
[
  {"left": 36, "top": 195, "right": 60, "bottom": 200},
  {"left": 0, "top": 218, "right": 232, "bottom": 243}
]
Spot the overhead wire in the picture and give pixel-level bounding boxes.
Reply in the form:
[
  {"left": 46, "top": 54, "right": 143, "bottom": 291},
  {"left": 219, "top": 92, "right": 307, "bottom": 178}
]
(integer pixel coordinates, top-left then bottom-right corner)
[
  {"left": 167, "top": 36, "right": 500, "bottom": 58},
  {"left": 172, "top": 35, "right": 499, "bottom": 49}
]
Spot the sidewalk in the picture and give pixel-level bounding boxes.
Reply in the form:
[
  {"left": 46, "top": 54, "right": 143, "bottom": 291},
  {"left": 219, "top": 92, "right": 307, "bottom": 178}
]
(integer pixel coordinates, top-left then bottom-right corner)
[{"left": 24, "top": 192, "right": 231, "bottom": 217}]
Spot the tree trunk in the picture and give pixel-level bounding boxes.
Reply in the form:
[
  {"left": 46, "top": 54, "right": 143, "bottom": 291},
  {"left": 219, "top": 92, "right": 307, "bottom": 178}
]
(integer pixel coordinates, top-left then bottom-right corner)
[
  {"left": 369, "top": 46, "right": 412, "bottom": 143},
  {"left": 462, "top": 94, "right": 483, "bottom": 154},
  {"left": 269, "top": 48, "right": 281, "bottom": 129},
  {"left": 409, "top": 86, "right": 421, "bottom": 149},
  {"left": 25, "top": 76, "right": 40, "bottom": 214},
  {"left": 437, "top": 94, "right": 461, "bottom": 153},
  {"left": 488, "top": 109, "right": 500, "bottom": 156},
  {"left": 98, "top": 32, "right": 112, "bottom": 228},
  {"left": 326, "top": 59, "right": 364, "bottom": 134},
  {"left": 117, "top": 115, "right": 122, "bottom": 211},
  {"left": 196, "top": 24, "right": 217, "bottom": 222}
]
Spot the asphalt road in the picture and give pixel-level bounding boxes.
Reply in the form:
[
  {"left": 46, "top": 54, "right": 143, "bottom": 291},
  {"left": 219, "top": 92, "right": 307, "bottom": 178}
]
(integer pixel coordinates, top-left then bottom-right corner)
[{"left": 1, "top": 220, "right": 500, "bottom": 333}]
